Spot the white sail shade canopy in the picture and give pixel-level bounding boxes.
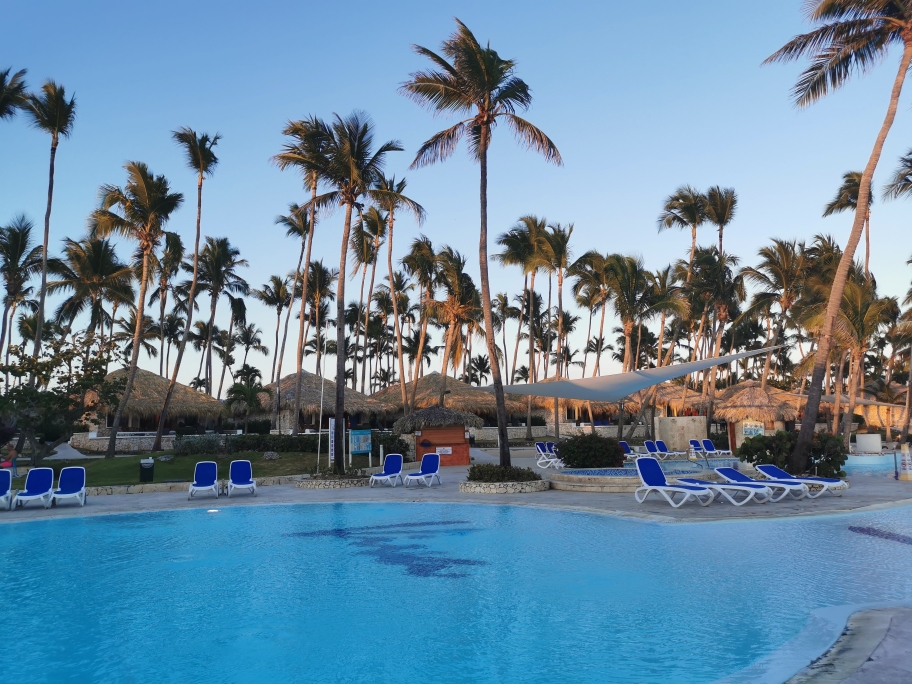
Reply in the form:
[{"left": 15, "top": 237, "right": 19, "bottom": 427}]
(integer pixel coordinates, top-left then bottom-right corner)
[{"left": 496, "top": 347, "right": 783, "bottom": 403}]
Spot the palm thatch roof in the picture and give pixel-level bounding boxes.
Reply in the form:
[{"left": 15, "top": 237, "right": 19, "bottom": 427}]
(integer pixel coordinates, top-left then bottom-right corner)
[
  {"left": 374, "top": 372, "right": 526, "bottom": 414},
  {"left": 715, "top": 381, "right": 798, "bottom": 423},
  {"left": 261, "top": 371, "right": 388, "bottom": 416},
  {"left": 392, "top": 406, "right": 484, "bottom": 434},
  {"left": 88, "top": 367, "right": 225, "bottom": 419}
]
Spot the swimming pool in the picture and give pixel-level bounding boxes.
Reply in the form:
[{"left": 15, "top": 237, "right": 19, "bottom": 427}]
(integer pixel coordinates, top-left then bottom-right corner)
[{"left": 2, "top": 503, "right": 911, "bottom": 683}]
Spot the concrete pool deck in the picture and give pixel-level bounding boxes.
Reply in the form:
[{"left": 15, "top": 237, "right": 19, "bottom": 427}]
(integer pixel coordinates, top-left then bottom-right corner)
[{"left": 2, "top": 454, "right": 911, "bottom": 525}]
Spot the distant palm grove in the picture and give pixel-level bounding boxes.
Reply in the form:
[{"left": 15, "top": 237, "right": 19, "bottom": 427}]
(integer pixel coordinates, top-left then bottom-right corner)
[{"left": 3, "top": 8, "right": 912, "bottom": 472}]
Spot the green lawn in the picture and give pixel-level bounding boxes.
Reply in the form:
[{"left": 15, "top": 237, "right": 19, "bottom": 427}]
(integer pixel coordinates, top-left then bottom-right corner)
[{"left": 13, "top": 451, "right": 378, "bottom": 488}]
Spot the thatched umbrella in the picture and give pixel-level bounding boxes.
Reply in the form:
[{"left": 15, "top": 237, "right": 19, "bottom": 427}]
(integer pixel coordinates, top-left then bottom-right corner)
[
  {"left": 715, "top": 380, "right": 797, "bottom": 423},
  {"left": 392, "top": 406, "right": 484, "bottom": 434},
  {"left": 261, "top": 371, "right": 388, "bottom": 417},
  {"left": 87, "top": 367, "right": 224, "bottom": 421},
  {"left": 375, "top": 372, "right": 525, "bottom": 415}
]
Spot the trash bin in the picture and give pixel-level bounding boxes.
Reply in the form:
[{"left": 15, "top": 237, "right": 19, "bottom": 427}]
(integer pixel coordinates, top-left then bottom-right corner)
[{"left": 139, "top": 458, "right": 154, "bottom": 483}]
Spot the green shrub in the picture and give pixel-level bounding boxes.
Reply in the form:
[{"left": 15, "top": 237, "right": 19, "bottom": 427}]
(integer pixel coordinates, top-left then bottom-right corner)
[
  {"left": 373, "top": 432, "right": 412, "bottom": 462},
  {"left": 735, "top": 430, "right": 847, "bottom": 478},
  {"left": 557, "top": 433, "right": 624, "bottom": 468},
  {"left": 708, "top": 430, "right": 730, "bottom": 450},
  {"left": 226, "top": 433, "right": 320, "bottom": 454},
  {"left": 466, "top": 464, "right": 542, "bottom": 482},
  {"left": 174, "top": 434, "right": 221, "bottom": 456}
]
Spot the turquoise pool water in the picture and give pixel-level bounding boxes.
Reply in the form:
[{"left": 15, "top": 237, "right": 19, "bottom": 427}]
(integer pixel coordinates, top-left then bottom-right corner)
[{"left": 2, "top": 503, "right": 912, "bottom": 683}]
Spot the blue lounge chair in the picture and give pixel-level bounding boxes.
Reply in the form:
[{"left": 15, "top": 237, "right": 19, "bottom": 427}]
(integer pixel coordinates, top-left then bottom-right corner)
[
  {"left": 188, "top": 461, "right": 219, "bottom": 499},
  {"left": 546, "top": 442, "right": 557, "bottom": 455},
  {"left": 689, "top": 439, "right": 703, "bottom": 456},
  {"left": 51, "top": 466, "right": 86, "bottom": 507},
  {"left": 405, "top": 454, "right": 442, "bottom": 488},
  {"left": 755, "top": 464, "right": 848, "bottom": 498},
  {"left": 227, "top": 460, "right": 256, "bottom": 497},
  {"left": 0, "top": 469, "right": 11, "bottom": 511},
  {"left": 676, "top": 477, "right": 771, "bottom": 505},
  {"left": 701, "top": 439, "right": 733, "bottom": 457},
  {"left": 536, "top": 442, "right": 555, "bottom": 468},
  {"left": 715, "top": 466, "right": 808, "bottom": 502},
  {"left": 370, "top": 453, "right": 403, "bottom": 487},
  {"left": 619, "top": 441, "right": 635, "bottom": 459},
  {"left": 15, "top": 467, "right": 54, "bottom": 509},
  {"left": 644, "top": 440, "right": 668, "bottom": 460},
  {"left": 634, "top": 457, "right": 713, "bottom": 508},
  {"left": 656, "top": 440, "right": 686, "bottom": 458}
]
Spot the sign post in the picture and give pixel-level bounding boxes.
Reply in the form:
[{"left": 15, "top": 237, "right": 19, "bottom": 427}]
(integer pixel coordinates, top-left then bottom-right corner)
[
  {"left": 350, "top": 429, "right": 372, "bottom": 468},
  {"left": 328, "top": 418, "right": 335, "bottom": 463}
]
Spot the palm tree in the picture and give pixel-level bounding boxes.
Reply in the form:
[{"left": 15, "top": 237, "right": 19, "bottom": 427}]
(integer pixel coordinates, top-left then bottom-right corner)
[
  {"left": 269, "top": 203, "right": 310, "bottom": 411},
  {"left": 148, "top": 232, "right": 184, "bottom": 375},
  {"left": 304, "top": 112, "right": 401, "bottom": 471},
  {"left": 0, "top": 215, "right": 42, "bottom": 365},
  {"left": 90, "top": 162, "right": 183, "bottom": 457},
  {"left": 402, "top": 19, "right": 561, "bottom": 467},
  {"left": 704, "top": 186, "right": 737, "bottom": 255},
  {"left": 234, "top": 322, "right": 268, "bottom": 367},
  {"left": 195, "top": 237, "right": 248, "bottom": 395},
  {"left": 492, "top": 292, "right": 518, "bottom": 383},
  {"left": 545, "top": 222, "right": 573, "bottom": 436},
  {"left": 402, "top": 235, "right": 439, "bottom": 403},
  {"left": 348, "top": 212, "right": 376, "bottom": 387},
  {"left": 823, "top": 172, "right": 872, "bottom": 277},
  {"left": 273, "top": 116, "right": 326, "bottom": 435},
  {"left": 607, "top": 255, "right": 652, "bottom": 373},
  {"left": 114, "top": 311, "right": 162, "bottom": 360},
  {"left": 356, "top": 206, "right": 387, "bottom": 393},
  {"left": 252, "top": 275, "right": 291, "bottom": 383},
  {"left": 216, "top": 294, "right": 246, "bottom": 400},
  {"left": 155, "top": 127, "right": 220, "bottom": 452},
  {"left": 374, "top": 174, "right": 425, "bottom": 414},
  {"left": 24, "top": 80, "right": 76, "bottom": 358},
  {"left": 161, "top": 312, "right": 184, "bottom": 376},
  {"left": 226, "top": 366, "right": 271, "bottom": 434},
  {"left": 658, "top": 185, "right": 706, "bottom": 283},
  {"left": 570, "top": 250, "right": 613, "bottom": 376},
  {"left": 305, "top": 260, "right": 338, "bottom": 380},
  {"left": 741, "top": 239, "right": 808, "bottom": 388},
  {"left": 0, "top": 67, "right": 28, "bottom": 120},
  {"left": 47, "top": 237, "right": 134, "bottom": 341},
  {"left": 765, "top": 1, "right": 912, "bottom": 468}
]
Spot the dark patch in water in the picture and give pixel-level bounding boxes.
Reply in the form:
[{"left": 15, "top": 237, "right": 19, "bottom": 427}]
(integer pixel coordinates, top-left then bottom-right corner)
[
  {"left": 286, "top": 520, "right": 486, "bottom": 578},
  {"left": 849, "top": 526, "right": 912, "bottom": 546}
]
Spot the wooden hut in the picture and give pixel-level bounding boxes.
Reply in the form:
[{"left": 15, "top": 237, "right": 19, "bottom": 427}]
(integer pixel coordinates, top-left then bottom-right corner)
[
  {"left": 261, "top": 371, "right": 388, "bottom": 432},
  {"left": 87, "top": 367, "right": 225, "bottom": 433},
  {"left": 374, "top": 372, "right": 525, "bottom": 419},
  {"left": 715, "top": 381, "right": 798, "bottom": 449},
  {"left": 392, "top": 406, "right": 483, "bottom": 466}
]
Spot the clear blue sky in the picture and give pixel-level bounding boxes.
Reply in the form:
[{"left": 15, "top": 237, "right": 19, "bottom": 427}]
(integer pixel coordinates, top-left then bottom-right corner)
[{"left": 3, "top": 0, "right": 912, "bottom": 386}]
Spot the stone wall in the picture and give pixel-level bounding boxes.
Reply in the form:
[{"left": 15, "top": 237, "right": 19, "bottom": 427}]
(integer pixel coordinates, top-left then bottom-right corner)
[
  {"left": 458, "top": 480, "right": 550, "bottom": 494},
  {"left": 71, "top": 432, "right": 175, "bottom": 453}
]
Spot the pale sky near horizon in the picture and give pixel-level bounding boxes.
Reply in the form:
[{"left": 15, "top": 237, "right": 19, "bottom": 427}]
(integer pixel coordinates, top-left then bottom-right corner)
[{"left": 3, "top": 0, "right": 912, "bottom": 389}]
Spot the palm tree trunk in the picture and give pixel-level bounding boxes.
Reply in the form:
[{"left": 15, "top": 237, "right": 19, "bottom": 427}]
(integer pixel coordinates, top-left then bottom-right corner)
[
  {"left": 158, "top": 279, "right": 167, "bottom": 376},
  {"left": 686, "top": 224, "right": 697, "bottom": 283},
  {"left": 524, "top": 270, "right": 538, "bottom": 440},
  {"left": 864, "top": 211, "right": 870, "bottom": 279},
  {"left": 634, "top": 321, "right": 643, "bottom": 371},
  {"left": 553, "top": 269, "right": 564, "bottom": 439},
  {"left": 501, "top": 316, "right": 510, "bottom": 386},
  {"left": 387, "top": 212, "right": 410, "bottom": 415},
  {"left": 795, "top": 41, "right": 912, "bottom": 469},
  {"left": 353, "top": 264, "right": 367, "bottom": 388},
  {"left": 217, "top": 312, "right": 235, "bottom": 400},
  {"left": 582, "top": 306, "right": 593, "bottom": 377},
  {"left": 271, "top": 310, "right": 281, "bottom": 384},
  {"left": 477, "top": 131, "right": 511, "bottom": 466},
  {"left": 154, "top": 171, "right": 205, "bottom": 451},
  {"left": 901, "top": 348, "right": 912, "bottom": 442},
  {"left": 0, "top": 301, "right": 10, "bottom": 368},
  {"left": 511, "top": 275, "right": 527, "bottom": 383},
  {"left": 594, "top": 295, "right": 607, "bottom": 375},
  {"left": 360, "top": 245, "right": 380, "bottom": 394},
  {"left": 289, "top": 176, "right": 317, "bottom": 435},
  {"left": 204, "top": 294, "right": 218, "bottom": 394},
  {"left": 831, "top": 351, "right": 844, "bottom": 433},
  {"left": 313, "top": 309, "right": 322, "bottom": 377},
  {"left": 410, "top": 285, "right": 431, "bottom": 409},
  {"left": 761, "top": 314, "right": 787, "bottom": 389},
  {"left": 656, "top": 312, "right": 667, "bottom": 369},
  {"left": 333, "top": 202, "right": 354, "bottom": 474},
  {"left": 438, "top": 320, "right": 456, "bottom": 406},
  {"left": 843, "top": 351, "right": 863, "bottom": 448},
  {"left": 32, "top": 135, "right": 58, "bottom": 363},
  {"left": 106, "top": 250, "right": 151, "bottom": 458},
  {"left": 272, "top": 233, "right": 306, "bottom": 397},
  {"left": 543, "top": 275, "right": 552, "bottom": 379}
]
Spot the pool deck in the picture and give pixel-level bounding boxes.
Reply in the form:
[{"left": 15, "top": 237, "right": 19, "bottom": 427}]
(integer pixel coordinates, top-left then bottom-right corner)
[{"left": 3, "top": 453, "right": 911, "bottom": 525}]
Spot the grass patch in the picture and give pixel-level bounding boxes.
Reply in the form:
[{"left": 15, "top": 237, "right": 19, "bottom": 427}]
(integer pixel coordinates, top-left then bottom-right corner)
[{"left": 12, "top": 451, "right": 377, "bottom": 488}]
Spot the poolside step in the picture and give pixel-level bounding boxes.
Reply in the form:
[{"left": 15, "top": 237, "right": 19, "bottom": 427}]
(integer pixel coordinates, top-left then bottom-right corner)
[{"left": 548, "top": 479, "right": 638, "bottom": 493}]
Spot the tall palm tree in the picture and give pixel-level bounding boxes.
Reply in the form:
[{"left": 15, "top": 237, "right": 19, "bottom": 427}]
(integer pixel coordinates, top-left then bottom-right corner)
[
  {"left": 304, "top": 112, "right": 401, "bottom": 470},
  {"left": 24, "top": 80, "right": 76, "bottom": 358},
  {"left": 252, "top": 275, "right": 291, "bottom": 383},
  {"left": 741, "top": 239, "right": 808, "bottom": 388},
  {"left": 401, "top": 235, "right": 439, "bottom": 404},
  {"left": 273, "top": 116, "right": 327, "bottom": 435},
  {"left": 114, "top": 311, "right": 162, "bottom": 360},
  {"left": 148, "top": 232, "right": 184, "bottom": 374},
  {"left": 46, "top": 237, "right": 134, "bottom": 341},
  {"left": 356, "top": 206, "right": 387, "bottom": 393},
  {"left": 492, "top": 292, "right": 518, "bottom": 383},
  {"left": 607, "top": 255, "right": 652, "bottom": 373},
  {"left": 766, "top": 1, "right": 912, "bottom": 468},
  {"left": 216, "top": 295, "right": 246, "bottom": 399},
  {"left": 570, "top": 250, "right": 613, "bottom": 375},
  {"left": 226, "top": 366, "right": 271, "bottom": 434},
  {"left": 0, "top": 67, "right": 28, "bottom": 120},
  {"left": 305, "top": 260, "right": 338, "bottom": 380},
  {"left": 234, "top": 322, "right": 268, "bottom": 367},
  {"left": 90, "top": 162, "right": 183, "bottom": 457},
  {"left": 546, "top": 222, "right": 572, "bottom": 436},
  {"left": 161, "top": 312, "right": 184, "bottom": 377},
  {"left": 0, "top": 215, "right": 42, "bottom": 364},
  {"left": 348, "top": 212, "right": 376, "bottom": 387},
  {"left": 658, "top": 185, "right": 706, "bottom": 283},
  {"left": 402, "top": 19, "right": 561, "bottom": 467},
  {"left": 154, "top": 128, "right": 219, "bottom": 451},
  {"left": 374, "top": 174, "right": 426, "bottom": 414},
  {"left": 823, "top": 171, "right": 872, "bottom": 277},
  {"left": 195, "top": 236, "right": 249, "bottom": 395},
  {"left": 704, "top": 186, "right": 737, "bottom": 255}
]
